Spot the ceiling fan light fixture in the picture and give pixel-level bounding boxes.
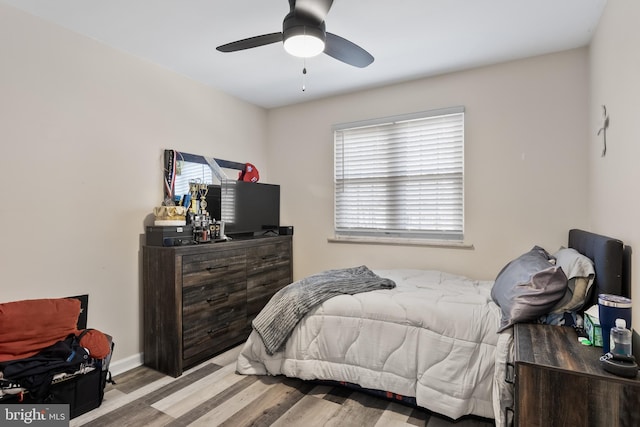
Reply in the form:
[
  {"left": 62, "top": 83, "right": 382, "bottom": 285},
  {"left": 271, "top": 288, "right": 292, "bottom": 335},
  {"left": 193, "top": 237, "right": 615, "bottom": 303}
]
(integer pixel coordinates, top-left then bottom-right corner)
[
  {"left": 282, "top": 12, "right": 326, "bottom": 59},
  {"left": 217, "top": 2, "right": 374, "bottom": 68},
  {"left": 284, "top": 34, "right": 325, "bottom": 58}
]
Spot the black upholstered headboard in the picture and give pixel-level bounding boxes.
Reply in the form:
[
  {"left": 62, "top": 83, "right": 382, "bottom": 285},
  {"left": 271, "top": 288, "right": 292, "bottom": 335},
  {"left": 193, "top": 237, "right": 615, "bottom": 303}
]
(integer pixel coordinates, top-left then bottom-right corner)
[{"left": 568, "top": 229, "right": 624, "bottom": 309}]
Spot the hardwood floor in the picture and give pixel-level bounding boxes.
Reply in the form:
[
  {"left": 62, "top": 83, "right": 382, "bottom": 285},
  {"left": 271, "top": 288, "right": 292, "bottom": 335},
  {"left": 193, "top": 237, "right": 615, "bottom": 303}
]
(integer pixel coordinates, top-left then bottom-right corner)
[{"left": 71, "top": 345, "right": 495, "bottom": 427}]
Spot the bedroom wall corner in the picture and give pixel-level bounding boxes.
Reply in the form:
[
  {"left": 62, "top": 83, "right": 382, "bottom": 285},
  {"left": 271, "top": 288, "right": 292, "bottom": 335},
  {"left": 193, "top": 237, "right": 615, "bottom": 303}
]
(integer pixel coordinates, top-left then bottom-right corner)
[{"left": 588, "top": 1, "right": 640, "bottom": 342}]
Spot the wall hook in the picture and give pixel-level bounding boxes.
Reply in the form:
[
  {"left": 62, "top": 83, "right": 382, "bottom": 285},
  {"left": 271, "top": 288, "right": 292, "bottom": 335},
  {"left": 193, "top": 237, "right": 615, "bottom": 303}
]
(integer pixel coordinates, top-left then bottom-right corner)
[{"left": 597, "top": 105, "right": 609, "bottom": 157}]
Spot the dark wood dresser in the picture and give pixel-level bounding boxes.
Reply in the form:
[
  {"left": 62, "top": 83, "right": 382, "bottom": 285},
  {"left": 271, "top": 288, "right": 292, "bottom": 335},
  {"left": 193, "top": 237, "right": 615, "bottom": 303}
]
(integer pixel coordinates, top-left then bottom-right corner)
[
  {"left": 514, "top": 323, "right": 640, "bottom": 427},
  {"left": 143, "top": 235, "right": 292, "bottom": 377}
]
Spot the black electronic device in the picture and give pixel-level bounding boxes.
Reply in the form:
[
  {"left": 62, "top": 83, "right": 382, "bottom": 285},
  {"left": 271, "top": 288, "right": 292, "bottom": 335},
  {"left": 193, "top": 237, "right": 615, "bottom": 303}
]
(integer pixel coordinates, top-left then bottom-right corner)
[
  {"left": 205, "top": 184, "right": 222, "bottom": 219},
  {"left": 279, "top": 226, "right": 294, "bottom": 235},
  {"left": 206, "top": 181, "right": 280, "bottom": 237},
  {"left": 600, "top": 352, "right": 639, "bottom": 378},
  {"left": 145, "top": 225, "right": 194, "bottom": 246}
]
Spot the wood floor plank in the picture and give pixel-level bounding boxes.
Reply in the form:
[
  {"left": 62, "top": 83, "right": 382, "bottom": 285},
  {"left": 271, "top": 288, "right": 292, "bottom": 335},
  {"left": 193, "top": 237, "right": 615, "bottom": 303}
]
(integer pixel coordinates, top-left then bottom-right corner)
[
  {"left": 206, "top": 345, "right": 243, "bottom": 367},
  {"left": 408, "top": 407, "right": 430, "bottom": 426},
  {"left": 108, "top": 365, "right": 167, "bottom": 395},
  {"left": 78, "top": 399, "right": 174, "bottom": 427},
  {"left": 217, "top": 377, "right": 316, "bottom": 427},
  {"left": 322, "top": 389, "right": 389, "bottom": 427},
  {"left": 186, "top": 376, "right": 280, "bottom": 426},
  {"left": 270, "top": 393, "right": 343, "bottom": 427},
  {"left": 322, "top": 384, "right": 354, "bottom": 405},
  {"left": 305, "top": 383, "right": 337, "bottom": 399},
  {"left": 374, "top": 401, "right": 415, "bottom": 427},
  {"left": 141, "top": 363, "right": 222, "bottom": 405},
  {"left": 69, "top": 389, "right": 127, "bottom": 427},
  {"left": 165, "top": 376, "right": 260, "bottom": 427},
  {"left": 152, "top": 363, "right": 240, "bottom": 417}
]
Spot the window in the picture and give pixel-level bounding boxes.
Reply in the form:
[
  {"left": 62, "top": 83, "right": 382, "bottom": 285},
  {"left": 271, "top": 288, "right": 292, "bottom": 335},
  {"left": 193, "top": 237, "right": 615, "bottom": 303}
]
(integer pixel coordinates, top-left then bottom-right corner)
[{"left": 333, "top": 106, "right": 464, "bottom": 241}]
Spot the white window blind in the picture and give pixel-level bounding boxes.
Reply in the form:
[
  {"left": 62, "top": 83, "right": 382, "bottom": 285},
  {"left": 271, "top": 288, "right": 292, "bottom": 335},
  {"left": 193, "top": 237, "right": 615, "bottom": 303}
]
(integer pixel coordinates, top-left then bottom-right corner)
[{"left": 334, "top": 107, "right": 464, "bottom": 241}]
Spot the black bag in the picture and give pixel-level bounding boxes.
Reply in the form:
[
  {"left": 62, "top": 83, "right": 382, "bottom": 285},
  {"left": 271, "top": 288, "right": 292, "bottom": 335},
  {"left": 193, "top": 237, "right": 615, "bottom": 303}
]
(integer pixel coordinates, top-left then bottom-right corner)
[
  {"left": 0, "top": 334, "right": 89, "bottom": 399},
  {"left": 0, "top": 333, "right": 114, "bottom": 419}
]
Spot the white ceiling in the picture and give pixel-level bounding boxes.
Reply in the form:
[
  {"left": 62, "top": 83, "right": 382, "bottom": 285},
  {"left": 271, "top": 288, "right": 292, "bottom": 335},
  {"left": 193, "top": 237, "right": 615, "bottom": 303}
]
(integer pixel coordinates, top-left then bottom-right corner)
[{"left": 2, "top": 0, "right": 607, "bottom": 109}]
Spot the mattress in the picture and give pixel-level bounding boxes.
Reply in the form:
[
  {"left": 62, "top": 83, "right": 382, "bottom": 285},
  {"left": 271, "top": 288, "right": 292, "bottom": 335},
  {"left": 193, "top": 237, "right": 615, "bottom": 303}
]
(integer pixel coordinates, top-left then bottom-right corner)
[{"left": 237, "top": 269, "right": 513, "bottom": 424}]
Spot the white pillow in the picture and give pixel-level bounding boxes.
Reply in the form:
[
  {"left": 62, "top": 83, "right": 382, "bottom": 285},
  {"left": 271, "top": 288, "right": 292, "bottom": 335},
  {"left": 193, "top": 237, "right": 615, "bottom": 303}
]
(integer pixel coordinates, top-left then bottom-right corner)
[{"left": 550, "top": 247, "right": 595, "bottom": 313}]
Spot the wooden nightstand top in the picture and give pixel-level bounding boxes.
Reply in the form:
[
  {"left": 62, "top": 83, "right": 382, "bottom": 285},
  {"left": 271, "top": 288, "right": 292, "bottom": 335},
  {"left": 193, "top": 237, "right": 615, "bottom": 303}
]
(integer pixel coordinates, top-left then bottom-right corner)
[
  {"left": 513, "top": 323, "right": 640, "bottom": 426},
  {"left": 514, "top": 323, "right": 639, "bottom": 384}
]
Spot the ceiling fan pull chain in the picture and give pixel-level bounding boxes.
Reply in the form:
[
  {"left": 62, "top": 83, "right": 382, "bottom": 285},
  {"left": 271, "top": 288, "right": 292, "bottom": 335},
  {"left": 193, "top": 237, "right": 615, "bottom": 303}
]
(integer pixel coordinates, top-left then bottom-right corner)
[{"left": 302, "top": 59, "right": 307, "bottom": 92}]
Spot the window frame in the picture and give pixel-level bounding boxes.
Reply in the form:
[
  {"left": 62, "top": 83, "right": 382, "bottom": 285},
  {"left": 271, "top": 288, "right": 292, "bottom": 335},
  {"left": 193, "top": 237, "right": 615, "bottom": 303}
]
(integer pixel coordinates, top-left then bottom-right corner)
[{"left": 333, "top": 106, "right": 465, "bottom": 243}]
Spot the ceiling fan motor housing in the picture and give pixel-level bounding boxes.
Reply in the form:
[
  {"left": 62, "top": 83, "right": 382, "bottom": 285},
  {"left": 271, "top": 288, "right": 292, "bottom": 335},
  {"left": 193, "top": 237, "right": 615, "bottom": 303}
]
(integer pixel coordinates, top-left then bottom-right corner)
[{"left": 283, "top": 11, "right": 326, "bottom": 45}]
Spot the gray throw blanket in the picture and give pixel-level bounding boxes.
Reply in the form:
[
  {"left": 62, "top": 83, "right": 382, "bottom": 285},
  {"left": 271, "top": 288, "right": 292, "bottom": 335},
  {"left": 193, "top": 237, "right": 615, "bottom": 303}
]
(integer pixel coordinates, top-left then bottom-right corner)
[{"left": 252, "top": 265, "right": 396, "bottom": 355}]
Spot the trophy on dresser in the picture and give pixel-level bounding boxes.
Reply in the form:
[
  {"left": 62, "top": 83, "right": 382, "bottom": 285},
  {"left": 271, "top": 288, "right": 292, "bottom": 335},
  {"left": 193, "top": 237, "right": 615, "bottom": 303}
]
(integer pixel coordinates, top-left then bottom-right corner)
[{"left": 188, "top": 180, "right": 212, "bottom": 243}]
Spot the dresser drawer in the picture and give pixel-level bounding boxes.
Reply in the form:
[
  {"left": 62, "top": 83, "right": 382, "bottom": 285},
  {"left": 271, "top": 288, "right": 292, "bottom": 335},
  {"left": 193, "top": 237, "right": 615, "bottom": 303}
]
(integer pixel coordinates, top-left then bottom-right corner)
[
  {"left": 246, "top": 240, "right": 291, "bottom": 276},
  {"left": 182, "top": 276, "right": 247, "bottom": 362},
  {"left": 183, "top": 280, "right": 246, "bottom": 318},
  {"left": 246, "top": 266, "right": 291, "bottom": 318},
  {"left": 182, "top": 249, "right": 246, "bottom": 287},
  {"left": 183, "top": 301, "right": 245, "bottom": 339},
  {"left": 183, "top": 315, "right": 247, "bottom": 364}
]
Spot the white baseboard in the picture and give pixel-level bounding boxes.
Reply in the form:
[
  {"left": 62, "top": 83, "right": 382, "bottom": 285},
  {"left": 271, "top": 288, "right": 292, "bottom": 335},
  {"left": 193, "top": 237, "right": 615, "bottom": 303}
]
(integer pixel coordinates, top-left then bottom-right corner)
[{"left": 109, "top": 352, "right": 143, "bottom": 377}]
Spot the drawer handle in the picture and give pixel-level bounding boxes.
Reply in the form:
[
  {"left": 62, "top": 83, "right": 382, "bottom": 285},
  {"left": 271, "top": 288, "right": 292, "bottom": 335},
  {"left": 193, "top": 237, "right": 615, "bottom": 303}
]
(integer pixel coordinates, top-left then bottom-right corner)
[
  {"left": 206, "top": 293, "right": 229, "bottom": 304},
  {"left": 207, "top": 323, "right": 230, "bottom": 336},
  {"left": 206, "top": 265, "right": 229, "bottom": 272},
  {"left": 505, "top": 362, "right": 515, "bottom": 384},
  {"left": 261, "top": 281, "right": 275, "bottom": 287},
  {"left": 504, "top": 406, "right": 514, "bottom": 426},
  {"left": 261, "top": 254, "right": 278, "bottom": 260}
]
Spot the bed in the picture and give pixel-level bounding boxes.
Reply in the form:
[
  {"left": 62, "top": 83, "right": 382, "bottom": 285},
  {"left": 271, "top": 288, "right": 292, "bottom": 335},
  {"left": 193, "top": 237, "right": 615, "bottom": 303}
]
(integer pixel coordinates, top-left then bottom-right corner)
[{"left": 236, "top": 229, "right": 626, "bottom": 426}]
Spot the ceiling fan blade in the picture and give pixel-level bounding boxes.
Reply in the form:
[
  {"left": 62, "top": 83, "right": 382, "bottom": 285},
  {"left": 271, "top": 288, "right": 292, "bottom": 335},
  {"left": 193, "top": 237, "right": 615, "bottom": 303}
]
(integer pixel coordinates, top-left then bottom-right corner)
[
  {"left": 216, "top": 32, "right": 283, "bottom": 53},
  {"left": 324, "top": 32, "right": 374, "bottom": 68},
  {"left": 293, "top": 0, "right": 334, "bottom": 23}
]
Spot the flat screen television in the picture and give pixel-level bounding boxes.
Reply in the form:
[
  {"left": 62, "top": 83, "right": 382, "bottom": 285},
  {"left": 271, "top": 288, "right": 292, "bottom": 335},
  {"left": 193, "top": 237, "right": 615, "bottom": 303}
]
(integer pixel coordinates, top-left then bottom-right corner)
[{"left": 206, "top": 181, "right": 280, "bottom": 237}]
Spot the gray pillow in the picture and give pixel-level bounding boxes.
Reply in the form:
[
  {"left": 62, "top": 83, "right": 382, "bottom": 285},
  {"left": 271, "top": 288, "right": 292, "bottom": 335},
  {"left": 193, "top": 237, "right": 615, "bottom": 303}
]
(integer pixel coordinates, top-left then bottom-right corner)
[
  {"left": 549, "top": 247, "right": 595, "bottom": 313},
  {"left": 491, "top": 246, "right": 568, "bottom": 332}
]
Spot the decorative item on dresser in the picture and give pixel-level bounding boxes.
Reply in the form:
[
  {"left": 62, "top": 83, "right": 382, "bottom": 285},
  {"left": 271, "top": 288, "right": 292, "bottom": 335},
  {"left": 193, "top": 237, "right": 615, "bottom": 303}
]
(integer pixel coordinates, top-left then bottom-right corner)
[{"left": 143, "top": 235, "right": 292, "bottom": 377}]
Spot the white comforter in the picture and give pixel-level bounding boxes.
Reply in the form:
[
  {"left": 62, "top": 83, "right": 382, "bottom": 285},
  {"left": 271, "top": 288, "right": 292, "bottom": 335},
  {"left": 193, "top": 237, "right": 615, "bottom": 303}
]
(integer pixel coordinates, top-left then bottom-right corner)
[{"left": 237, "top": 269, "right": 513, "bottom": 424}]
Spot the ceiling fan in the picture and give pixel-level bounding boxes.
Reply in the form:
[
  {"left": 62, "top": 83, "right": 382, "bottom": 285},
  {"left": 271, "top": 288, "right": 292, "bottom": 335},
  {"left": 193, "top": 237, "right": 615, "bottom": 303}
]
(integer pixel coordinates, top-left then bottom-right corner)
[{"left": 216, "top": 0, "right": 374, "bottom": 68}]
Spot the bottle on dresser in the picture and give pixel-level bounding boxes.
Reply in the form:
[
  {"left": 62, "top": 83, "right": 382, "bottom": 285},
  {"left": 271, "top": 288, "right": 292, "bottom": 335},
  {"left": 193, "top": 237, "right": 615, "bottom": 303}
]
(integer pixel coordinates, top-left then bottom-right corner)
[{"left": 610, "top": 318, "right": 632, "bottom": 356}]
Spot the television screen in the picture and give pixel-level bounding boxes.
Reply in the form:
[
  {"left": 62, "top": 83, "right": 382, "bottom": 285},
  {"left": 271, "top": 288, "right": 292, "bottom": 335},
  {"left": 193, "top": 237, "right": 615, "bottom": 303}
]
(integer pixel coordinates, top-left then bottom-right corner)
[{"left": 206, "top": 181, "right": 280, "bottom": 237}]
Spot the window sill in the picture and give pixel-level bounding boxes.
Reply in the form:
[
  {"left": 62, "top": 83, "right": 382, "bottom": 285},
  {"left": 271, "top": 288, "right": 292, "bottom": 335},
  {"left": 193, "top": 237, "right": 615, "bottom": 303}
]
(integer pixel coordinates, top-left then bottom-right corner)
[{"left": 327, "top": 236, "right": 474, "bottom": 249}]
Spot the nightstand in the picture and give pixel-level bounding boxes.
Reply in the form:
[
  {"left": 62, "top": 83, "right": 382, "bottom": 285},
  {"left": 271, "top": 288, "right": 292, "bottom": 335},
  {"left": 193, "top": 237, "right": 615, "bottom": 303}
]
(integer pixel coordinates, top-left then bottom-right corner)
[{"left": 514, "top": 323, "right": 640, "bottom": 426}]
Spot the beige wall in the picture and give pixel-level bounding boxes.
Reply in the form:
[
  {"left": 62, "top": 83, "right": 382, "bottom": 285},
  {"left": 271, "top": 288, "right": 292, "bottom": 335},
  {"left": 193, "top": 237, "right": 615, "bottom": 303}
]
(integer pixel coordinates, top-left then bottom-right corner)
[
  {"left": 589, "top": 2, "right": 640, "bottom": 334},
  {"left": 268, "top": 49, "right": 590, "bottom": 282},
  {"left": 0, "top": 4, "right": 268, "bottom": 370},
  {"left": 5, "top": 0, "right": 633, "bottom": 372}
]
